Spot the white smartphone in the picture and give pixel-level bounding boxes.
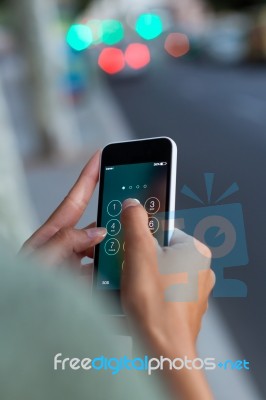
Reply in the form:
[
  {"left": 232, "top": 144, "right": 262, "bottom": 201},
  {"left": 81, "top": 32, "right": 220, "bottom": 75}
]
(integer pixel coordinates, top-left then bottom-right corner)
[{"left": 93, "top": 137, "right": 177, "bottom": 314}]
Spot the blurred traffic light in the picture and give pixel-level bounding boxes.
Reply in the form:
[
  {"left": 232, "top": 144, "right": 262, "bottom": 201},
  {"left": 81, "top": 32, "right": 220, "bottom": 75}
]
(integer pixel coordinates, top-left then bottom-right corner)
[
  {"left": 164, "top": 33, "right": 190, "bottom": 58},
  {"left": 98, "top": 48, "right": 125, "bottom": 74},
  {"left": 101, "top": 20, "right": 124, "bottom": 45},
  {"left": 66, "top": 24, "right": 92, "bottom": 51},
  {"left": 125, "top": 43, "right": 150, "bottom": 69},
  {"left": 135, "top": 14, "right": 163, "bottom": 40}
]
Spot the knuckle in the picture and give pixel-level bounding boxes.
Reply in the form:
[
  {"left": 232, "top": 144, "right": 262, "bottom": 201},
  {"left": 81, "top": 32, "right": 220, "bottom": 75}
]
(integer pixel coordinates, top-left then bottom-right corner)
[
  {"left": 56, "top": 227, "right": 72, "bottom": 242},
  {"left": 204, "top": 269, "right": 216, "bottom": 293},
  {"left": 64, "top": 193, "right": 86, "bottom": 213},
  {"left": 209, "top": 269, "right": 216, "bottom": 288},
  {"left": 194, "top": 239, "right": 212, "bottom": 259}
]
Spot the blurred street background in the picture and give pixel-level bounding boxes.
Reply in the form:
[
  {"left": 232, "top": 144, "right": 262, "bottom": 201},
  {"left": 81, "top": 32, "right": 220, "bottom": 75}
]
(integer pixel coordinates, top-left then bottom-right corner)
[{"left": 0, "top": 0, "right": 266, "bottom": 398}]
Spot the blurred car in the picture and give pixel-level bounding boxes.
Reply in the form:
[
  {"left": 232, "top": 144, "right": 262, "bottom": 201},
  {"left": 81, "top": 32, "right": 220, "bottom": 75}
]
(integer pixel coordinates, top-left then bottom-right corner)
[{"left": 203, "top": 13, "right": 251, "bottom": 64}]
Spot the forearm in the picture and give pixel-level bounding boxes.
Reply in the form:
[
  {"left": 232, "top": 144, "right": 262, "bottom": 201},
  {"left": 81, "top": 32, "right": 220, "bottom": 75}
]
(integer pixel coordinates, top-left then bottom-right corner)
[
  {"left": 164, "top": 358, "right": 213, "bottom": 400},
  {"left": 150, "top": 334, "right": 213, "bottom": 400}
]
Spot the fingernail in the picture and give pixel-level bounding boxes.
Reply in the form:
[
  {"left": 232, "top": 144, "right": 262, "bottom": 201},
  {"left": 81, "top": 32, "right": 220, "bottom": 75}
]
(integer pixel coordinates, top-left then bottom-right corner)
[
  {"left": 85, "top": 227, "right": 107, "bottom": 239},
  {"left": 122, "top": 198, "right": 140, "bottom": 210}
]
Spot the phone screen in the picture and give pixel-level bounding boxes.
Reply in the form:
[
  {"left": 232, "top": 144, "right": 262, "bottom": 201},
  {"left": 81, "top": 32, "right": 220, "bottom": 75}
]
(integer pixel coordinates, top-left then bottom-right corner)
[{"left": 96, "top": 160, "right": 169, "bottom": 290}]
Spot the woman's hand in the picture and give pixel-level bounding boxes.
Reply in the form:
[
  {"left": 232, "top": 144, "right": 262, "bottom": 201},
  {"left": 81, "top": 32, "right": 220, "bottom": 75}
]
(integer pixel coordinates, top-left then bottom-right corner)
[
  {"left": 120, "top": 198, "right": 215, "bottom": 400},
  {"left": 21, "top": 151, "right": 106, "bottom": 267}
]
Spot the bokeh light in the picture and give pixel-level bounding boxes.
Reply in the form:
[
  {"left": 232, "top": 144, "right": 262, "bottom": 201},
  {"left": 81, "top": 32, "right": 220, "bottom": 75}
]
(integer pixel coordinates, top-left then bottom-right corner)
[
  {"left": 87, "top": 19, "right": 103, "bottom": 46},
  {"left": 135, "top": 14, "right": 163, "bottom": 41},
  {"left": 98, "top": 48, "right": 125, "bottom": 74},
  {"left": 125, "top": 43, "right": 150, "bottom": 69},
  {"left": 164, "top": 33, "right": 190, "bottom": 58},
  {"left": 66, "top": 24, "right": 93, "bottom": 51},
  {"left": 102, "top": 20, "right": 124, "bottom": 45}
]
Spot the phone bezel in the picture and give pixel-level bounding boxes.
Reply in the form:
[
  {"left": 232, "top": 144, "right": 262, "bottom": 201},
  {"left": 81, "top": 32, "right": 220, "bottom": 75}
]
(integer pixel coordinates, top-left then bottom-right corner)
[{"left": 93, "top": 137, "right": 177, "bottom": 315}]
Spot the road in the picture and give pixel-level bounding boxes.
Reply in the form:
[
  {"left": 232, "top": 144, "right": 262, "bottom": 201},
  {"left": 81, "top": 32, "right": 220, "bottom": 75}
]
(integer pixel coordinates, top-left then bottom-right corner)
[{"left": 107, "top": 59, "right": 266, "bottom": 397}]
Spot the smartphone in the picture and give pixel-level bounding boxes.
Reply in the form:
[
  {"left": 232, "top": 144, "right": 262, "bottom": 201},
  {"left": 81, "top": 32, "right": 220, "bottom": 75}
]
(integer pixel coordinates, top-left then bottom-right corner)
[{"left": 93, "top": 137, "right": 177, "bottom": 315}]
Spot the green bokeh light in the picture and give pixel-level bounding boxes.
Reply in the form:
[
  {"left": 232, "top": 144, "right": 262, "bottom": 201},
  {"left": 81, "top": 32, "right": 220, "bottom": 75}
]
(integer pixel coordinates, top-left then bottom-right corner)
[
  {"left": 66, "top": 24, "right": 93, "bottom": 51},
  {"left": 135, "top": 14, "right": 163, "bottom": 40},
  {"left": 101, "top": 20, "right": 124, "bottom": 45}
]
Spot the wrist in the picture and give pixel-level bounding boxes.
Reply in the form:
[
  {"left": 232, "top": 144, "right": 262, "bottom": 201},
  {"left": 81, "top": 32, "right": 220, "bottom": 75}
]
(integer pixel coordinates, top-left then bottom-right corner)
[
  {"left": 144, "top": 329, "right": 213, "bottom": 400},
  {"left": 147, "top": 324, "right": 197, "bottom": 359}
]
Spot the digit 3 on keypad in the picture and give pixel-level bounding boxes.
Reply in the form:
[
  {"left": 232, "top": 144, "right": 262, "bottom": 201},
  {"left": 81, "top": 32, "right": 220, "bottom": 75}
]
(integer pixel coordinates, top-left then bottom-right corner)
[
  {"left": 144, "top": 197, "right": 160, "bottom": 214},
  {"left": 144, "top": 197, "right": 160, "bottom": 234}
]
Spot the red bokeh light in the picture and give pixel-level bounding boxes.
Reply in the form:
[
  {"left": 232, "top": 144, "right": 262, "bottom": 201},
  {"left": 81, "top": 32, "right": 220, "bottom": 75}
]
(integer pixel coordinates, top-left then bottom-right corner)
[
  {"left": 98, "top": 48, "right": 125, "bottom": 74},
  {"left": 125, "top": 43, "right": 150, "bottom": 70},
  {"left": 164, "top": 33, "right": 190, "bottom": 58}
]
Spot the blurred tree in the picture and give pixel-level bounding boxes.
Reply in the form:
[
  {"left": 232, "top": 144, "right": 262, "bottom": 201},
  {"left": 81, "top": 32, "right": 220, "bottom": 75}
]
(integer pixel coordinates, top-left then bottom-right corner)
[
  {"left": 69, "top": 0, "right": 93, "bottom": 14},
  {"left": 208, "top": 0, "right": 265, "bottom": 11},
  {"left": 0, "top": 0, "right": 94, "bottom": 247},
  {"left": 0, "top": 77, "right": 36, "bottom": 247},
  {"left": 8, "top": 0, "right": 94, "bottom": 158},
  {"left": 0, "top": 0, "right": 92, "bottom": 14},
  {"left": 57, "top": 0, "right": 93, "bottom": 16}
]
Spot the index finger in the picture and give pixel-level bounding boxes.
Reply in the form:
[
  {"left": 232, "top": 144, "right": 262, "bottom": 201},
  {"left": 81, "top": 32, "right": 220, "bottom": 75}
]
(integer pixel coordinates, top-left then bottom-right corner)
[{"left": 25, "top": 150, "right": 101, "bottom": 249}]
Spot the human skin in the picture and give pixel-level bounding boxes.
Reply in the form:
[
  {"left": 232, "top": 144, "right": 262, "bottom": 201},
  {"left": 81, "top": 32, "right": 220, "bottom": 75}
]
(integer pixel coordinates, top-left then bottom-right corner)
[
  {"left": 121, "top": 199, "right": 215, "bottom": 400},
  {"left": 22, "top": 150, "right": 215, "bottom": 400},
  {"left": 21, "top": 151, "right": 107, "bottom": 267}
]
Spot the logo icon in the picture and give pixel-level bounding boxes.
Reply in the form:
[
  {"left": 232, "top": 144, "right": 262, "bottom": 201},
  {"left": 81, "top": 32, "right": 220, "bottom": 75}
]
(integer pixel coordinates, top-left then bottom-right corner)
[{"left": 176, "top": 173, "right": 248, "bottom": 298}]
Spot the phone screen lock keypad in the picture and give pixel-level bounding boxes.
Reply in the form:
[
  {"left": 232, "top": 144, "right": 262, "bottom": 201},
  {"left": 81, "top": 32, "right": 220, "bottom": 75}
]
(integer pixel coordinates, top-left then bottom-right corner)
[
  {"left": 97, "top": 162, "right": 168, "bottom": 289},
  {"left": 104, "top": 196, "right": 161, "bottom": 256}
]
